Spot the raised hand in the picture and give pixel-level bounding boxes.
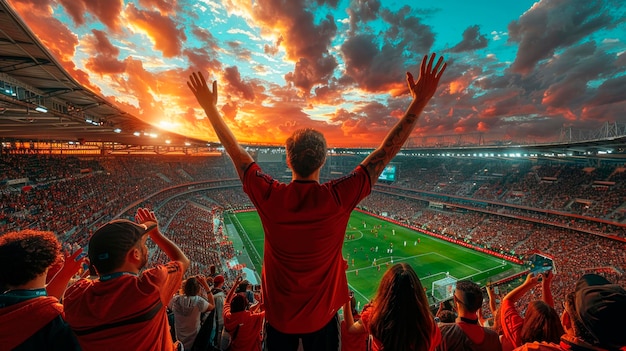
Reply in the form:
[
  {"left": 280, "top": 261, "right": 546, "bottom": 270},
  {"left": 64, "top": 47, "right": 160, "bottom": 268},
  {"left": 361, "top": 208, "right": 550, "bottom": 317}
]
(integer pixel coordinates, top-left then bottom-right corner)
[
  {"left": 135, "top": 207, "right": 158, "bottom": 225},
  {"left": 46, "top": 247, "right": 88, "bottom": 299},
  {"left": 406, "top": 53, "right": 447, "bottom": 102},
  {"left": 542, "top": 269, "right": 554, "bottom": 284},
  {"left": 187, "top": 72, "right": 218, "bottom": 111},
  {"left": 523, "top": 272, "right": 541, "bottom": 286}
]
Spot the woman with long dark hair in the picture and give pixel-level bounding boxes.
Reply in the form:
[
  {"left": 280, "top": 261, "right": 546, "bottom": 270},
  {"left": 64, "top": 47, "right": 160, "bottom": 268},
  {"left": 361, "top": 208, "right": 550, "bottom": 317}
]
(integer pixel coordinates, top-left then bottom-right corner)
[
  {"left": 518, "top": 300, "right": 563, "bottom": 344},
  {"left": 344, "top": 263, "right": 441, "bottom": 351},
  {"left": 501, "top": 271, "right": 564, "bottom": 350}
]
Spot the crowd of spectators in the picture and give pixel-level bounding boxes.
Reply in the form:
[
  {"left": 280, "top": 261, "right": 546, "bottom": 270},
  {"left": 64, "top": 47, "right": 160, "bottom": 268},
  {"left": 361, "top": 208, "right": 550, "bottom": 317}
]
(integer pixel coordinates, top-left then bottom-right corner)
[{"left": 1, "top": 153, "right": 625, "bottom": 350}]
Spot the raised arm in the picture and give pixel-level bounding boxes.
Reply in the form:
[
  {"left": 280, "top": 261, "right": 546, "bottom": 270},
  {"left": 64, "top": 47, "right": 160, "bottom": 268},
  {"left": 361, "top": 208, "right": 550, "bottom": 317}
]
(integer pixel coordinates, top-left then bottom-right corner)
[
  {"left": 197, "top": 275, "right": 216, "bottom": 311},
  {"left": 502, "top": 273, "right": 540, "bottom": 304},
  {"left": 343, "top": 300, "right": 366, "bottom": 334},
  {"left": 225, "top": 276, "right": 244, "bottom": 303},
  {"left": 187, "top": 72, "right": 254, "bottom": 180},
  {"left": 361, "top": 53, "right": 446, "bottom": 185},
  {"left": 541, "top": 270, "right": 554, "bottom": 307},
  {"left": 486, "top": 283, "right": 498, "bottom": 315},
  {"left": 46, "top": 247, "right": 86, "bottom": 300},
  {"left": 135, "top": 207, "right": 190, "bottom": 272}
]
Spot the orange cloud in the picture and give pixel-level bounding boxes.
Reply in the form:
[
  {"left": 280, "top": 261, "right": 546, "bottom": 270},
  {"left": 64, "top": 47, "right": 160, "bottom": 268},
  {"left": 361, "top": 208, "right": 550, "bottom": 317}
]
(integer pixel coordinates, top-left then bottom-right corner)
[
  {"left": 58, "top": 0, "right": 124, "bottom": 32},
  {"left": 125, "top": 3, "right": 186, "bottom": 58},
  {"left": 83, "top": 30, "right": 127, "bottom": 75}
]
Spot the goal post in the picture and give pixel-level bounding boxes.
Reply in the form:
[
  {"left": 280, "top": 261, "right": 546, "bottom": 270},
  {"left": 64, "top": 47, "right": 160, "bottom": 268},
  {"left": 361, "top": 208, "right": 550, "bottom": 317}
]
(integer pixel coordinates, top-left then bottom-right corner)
[{"left": 431, "top": 274, "right": 458, "bottom": 302}]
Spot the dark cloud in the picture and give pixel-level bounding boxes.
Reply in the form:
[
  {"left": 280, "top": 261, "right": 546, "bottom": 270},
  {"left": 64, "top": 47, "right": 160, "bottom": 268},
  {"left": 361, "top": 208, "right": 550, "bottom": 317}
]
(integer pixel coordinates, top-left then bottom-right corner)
[
  {"left": 347, "top": 0, "right": 381, "bottom": 31},
  {"left": 249, "top": 0, "right": 338, "bottom": 93},
  {"left": 312, "top": 0, "right": 340, "bottom": 7},
  {"left": 285, "top": 55, "right": 338, "bottom": 93},
  {"left": 587, "top": 75, "right": 626, "bottom": 107},
  {"left": 380, "top": 6, "right": 435, "bottom": 55},
  {"left": 450, "top": 25, "right": 488, "bottom": 53},
  {"left": 183, "top": 48, "right": 222, "bottom": 77},
  {"left": 264, "top": 44, "right": 279, "bottom": 56},
  {"left": 226, "top": 41, "right": 252, "bottom": 61},
  {"left": 339, "top": 5, "right": 436, "bottom": 93},
  {"left": 191, "top": 26, "right": 219, "bottom": 50},
  {"left": 340, "top": 34, "right": 412, "bottom": 93},
  {"left": 84, "top": 29, "right": 126, "bottom": 75},
  {"left": 224, "top": 66, "right": 255, "bottom": 101},
  {"left": 508, "top": 0, "right": 615, "bottom": 74}
]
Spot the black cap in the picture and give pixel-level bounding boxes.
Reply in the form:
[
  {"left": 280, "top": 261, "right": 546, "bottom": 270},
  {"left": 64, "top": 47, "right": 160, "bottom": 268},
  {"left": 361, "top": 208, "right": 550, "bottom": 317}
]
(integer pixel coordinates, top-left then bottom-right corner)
[
  {"left": 573, "top": 274, "right": 626, "bottom": 349},
  {"left": 88, "top": 219, "right": 157, "bottom": 275}
]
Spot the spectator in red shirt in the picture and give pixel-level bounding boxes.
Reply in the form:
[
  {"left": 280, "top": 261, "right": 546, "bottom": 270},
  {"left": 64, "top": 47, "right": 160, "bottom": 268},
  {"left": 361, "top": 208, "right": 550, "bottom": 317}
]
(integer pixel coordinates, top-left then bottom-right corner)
[
  {"left": 0, "top": 230, "right": 83, "bottom": 351},
  {"left": 188, "top": 54, "right": 446, "bottom": 351},
  {"left": 223, "top": 276, "right": 265, "bottom": 351},
  {"left": 515, "top": 273, "right": 626, "bottom": 351},
  {"left": 63, "top": 208, "right": 190, "bottom": 351},
  {"left": 436, "top": 280, "right": 501, "bottom": 351},
  {"left": 341, "top": 295, "right": 368, "bottom": 351},
  {"left": 501, "top": 271, "right": 563, "bottom": 350}
]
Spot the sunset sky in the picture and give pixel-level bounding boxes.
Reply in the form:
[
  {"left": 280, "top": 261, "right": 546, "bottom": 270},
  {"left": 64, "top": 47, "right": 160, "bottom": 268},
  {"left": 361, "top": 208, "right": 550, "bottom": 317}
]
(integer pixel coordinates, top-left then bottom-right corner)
[{"left": 7, "top": 0, "right": 626, "bottom": 147}]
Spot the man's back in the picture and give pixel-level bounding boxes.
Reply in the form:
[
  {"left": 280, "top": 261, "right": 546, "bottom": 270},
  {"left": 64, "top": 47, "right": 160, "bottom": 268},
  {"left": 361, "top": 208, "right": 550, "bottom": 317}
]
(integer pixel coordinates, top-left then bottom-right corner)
[
  {"left": 64, "top": 262, "right": 183, "bottom": 351},
  {"left": 437, "top": 322, "right": 501, "bottom": 351},
  {"left": 243, "top": 163, "right": 371, "bottom": 334}
]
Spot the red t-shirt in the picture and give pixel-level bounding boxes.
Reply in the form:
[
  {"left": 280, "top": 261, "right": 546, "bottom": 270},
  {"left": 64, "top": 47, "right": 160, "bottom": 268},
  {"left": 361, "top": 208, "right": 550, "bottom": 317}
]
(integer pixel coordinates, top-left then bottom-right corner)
[
  {"left": 341, "top": 317, "right": 368, "bottom": 351},
  {"left": 359, "top": 304, "right": 441, "bottom": 351},
  {"left": 243, "top": 163, "right": 371, "bottom": 333},
  {"left": 0, "top": 296, "right": 65, "bottom": 350},
  {"left": 223, "top": 303, "right": 265, "bottom": 351},
  {"left": 64, "top": 262, "right": 183, "bottom": 351},
  {"left": 502, "top": 298, "right": 524, "bottom": 350}
]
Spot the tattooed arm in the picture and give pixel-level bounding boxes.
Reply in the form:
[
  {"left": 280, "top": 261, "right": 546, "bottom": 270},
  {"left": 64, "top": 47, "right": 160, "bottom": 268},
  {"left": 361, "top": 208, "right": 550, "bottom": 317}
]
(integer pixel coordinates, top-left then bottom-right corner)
[{"left": 361, "top": 53, "right": 446, "bottom": 185}]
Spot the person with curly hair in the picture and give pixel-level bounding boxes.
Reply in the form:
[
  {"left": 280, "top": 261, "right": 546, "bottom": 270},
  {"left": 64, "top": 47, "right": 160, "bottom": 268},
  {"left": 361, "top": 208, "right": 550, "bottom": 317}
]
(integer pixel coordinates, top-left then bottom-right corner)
[{"left": 0, "top": 230, "right": 83, "bottom": 350}]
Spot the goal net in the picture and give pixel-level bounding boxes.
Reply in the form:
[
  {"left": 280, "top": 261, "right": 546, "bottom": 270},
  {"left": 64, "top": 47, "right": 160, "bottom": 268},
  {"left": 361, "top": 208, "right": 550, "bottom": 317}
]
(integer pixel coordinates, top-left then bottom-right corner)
[{"left": 431, "top": 274, "right": 457, "bottom": 302}]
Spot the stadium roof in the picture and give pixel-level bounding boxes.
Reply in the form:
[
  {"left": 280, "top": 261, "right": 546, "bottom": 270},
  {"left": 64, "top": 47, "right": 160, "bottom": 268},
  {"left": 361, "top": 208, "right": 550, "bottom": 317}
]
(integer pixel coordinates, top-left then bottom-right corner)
[{"left": 0, "top": 2, "right": 203, "bottom": 148}]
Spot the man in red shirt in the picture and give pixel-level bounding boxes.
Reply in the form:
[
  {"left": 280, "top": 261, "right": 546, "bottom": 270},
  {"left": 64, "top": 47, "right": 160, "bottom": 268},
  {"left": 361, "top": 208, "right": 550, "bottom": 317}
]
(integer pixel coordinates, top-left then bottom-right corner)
[
  {"left": 188, "top": 53, "right": 446, "bottom": 350},
  {"left": 436, "top": 280, "right": 500, "bottom": 351},
  {"left": 63, "top": 208, "right": 190, "bottom": 351}
]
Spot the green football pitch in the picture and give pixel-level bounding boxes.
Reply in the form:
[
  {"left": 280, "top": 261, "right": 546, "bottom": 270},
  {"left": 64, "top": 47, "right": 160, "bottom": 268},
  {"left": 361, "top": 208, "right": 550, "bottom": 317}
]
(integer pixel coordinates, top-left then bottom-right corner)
[{"left": 227, "top": 210, "right": 525, "bottom": 307}]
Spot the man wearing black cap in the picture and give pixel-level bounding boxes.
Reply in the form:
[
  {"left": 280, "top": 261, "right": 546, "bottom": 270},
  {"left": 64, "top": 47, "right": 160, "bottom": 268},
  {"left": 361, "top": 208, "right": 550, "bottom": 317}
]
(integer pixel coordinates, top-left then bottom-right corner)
[
  {"left": 63, "top": 208, "right": 190, "bottom": 351},
  {"left": 516, "top": 273, "right": 626, "bottom": 351}
]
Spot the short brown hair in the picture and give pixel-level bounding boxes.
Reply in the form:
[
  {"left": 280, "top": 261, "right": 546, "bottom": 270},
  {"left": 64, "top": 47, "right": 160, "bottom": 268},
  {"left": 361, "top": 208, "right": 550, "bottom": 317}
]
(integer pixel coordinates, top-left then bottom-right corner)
[
  {"left": 183, "top": 277, "right": 201, "bottom": 296},
  {"left": 285, "top": 128, "right": 326, "bottom": 178}
]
